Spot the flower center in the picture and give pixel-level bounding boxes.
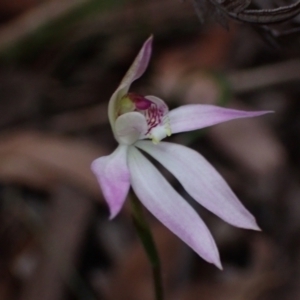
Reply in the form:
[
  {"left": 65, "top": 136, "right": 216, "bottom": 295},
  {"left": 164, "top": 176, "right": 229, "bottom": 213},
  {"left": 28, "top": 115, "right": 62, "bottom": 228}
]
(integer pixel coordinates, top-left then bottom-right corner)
[{"left": 117, "top": 93, "right": 171, "bottom": 143}]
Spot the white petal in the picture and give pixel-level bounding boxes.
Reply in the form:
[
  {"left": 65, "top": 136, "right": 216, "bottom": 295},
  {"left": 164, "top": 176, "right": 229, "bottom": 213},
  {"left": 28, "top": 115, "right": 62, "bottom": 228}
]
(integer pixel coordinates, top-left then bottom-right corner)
[
  {"left": 108, "top": 36, "right": 153, "bottom": 130},
  {"left": 144, "top": 95, "right": 169, "bottom": 114},
  {"left": 144, "top": 95, "right": 171, "bottom": 143},
  {"left": 128, "top": 146, "right": 221, "bottom": 268},
  {"left": 91, "top": 145, "right": 130, "bottom": 219},
  {"left": 115, "top": 112, "right": 147, "bottom": 145},
  {"left": 168, "top": 104, "right": 272, "bottom": 134},
  {"left": 136, "top": 141, "right": 260, "bottom": 230}
]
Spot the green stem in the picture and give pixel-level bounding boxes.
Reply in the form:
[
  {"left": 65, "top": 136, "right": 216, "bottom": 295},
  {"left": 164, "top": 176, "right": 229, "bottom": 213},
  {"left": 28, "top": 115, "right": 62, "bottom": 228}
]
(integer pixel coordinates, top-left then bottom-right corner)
[{"left": 130, "top": 195, "right": 164, "bottom": 300}]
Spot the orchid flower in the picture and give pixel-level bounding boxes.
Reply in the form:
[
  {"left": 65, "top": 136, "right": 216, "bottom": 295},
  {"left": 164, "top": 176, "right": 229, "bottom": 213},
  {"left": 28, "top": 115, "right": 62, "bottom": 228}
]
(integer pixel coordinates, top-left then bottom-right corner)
[{"left": 91, "top": 36, "right": 270, "bottom": 269}]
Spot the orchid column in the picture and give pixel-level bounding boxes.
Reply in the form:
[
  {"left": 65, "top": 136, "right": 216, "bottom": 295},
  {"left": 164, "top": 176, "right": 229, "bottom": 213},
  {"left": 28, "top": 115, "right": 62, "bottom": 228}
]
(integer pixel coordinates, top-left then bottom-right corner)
[{"left": 91, "top": 36, "right": 271, "bottom": 298}]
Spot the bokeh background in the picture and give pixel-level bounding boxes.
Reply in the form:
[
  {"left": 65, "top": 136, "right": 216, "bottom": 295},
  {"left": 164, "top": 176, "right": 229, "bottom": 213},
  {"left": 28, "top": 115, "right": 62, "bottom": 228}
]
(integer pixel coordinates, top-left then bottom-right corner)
[{"left": 0, "top": 0, "right": 300, "bottom": 299}]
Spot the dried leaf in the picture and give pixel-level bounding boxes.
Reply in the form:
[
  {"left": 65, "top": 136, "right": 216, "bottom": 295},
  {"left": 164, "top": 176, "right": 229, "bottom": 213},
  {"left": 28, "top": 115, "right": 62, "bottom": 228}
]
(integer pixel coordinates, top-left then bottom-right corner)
[
  {"left": 0, "top": 131, "right": 105, "bottom": 197},
  {"left": 229, "top": 1, "right": 300, "bottom": 24},
  {"left": 192, "top": 0, "right": 300, "bottom": 26},
  {"left": 20, "top": 186, "right": 93, "bottom": 300}
]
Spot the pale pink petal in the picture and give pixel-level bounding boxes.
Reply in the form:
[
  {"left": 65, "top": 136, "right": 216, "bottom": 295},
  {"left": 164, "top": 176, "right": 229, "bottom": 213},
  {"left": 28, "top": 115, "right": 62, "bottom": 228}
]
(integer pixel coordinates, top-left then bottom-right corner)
[
  {"left": 136, "top": 141, "right": 260, "bottom": 230},
  {"left": 108, "top": 36, "right": 153, "bottom": 129},
  {"left": 144, "top": 95, "right": 169, "bottom": 115},
  {"left": 115, "top": 112, "right": 148, "bottom": 145},
  {"left": 141, "top": 95, "right": 171, "bottom": 142},
  {"left": 168, "top": 104, "right": 273, "bottom": 134},
  {"left": 120, "top": 36, "right": 153, "bottom": 88},
  {"left": 91, "top": 145, "right": 130, "bottom": 219},
  {"left": 128, "top": 146, "right": 222, "bottom": 268}
]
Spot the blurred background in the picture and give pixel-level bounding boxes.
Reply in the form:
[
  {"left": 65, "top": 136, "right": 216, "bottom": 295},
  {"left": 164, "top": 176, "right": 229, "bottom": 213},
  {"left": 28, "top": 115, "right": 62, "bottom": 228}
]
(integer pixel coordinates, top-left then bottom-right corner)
[{"left": 0, "top": 0, "right": 300, "bottom": 299}]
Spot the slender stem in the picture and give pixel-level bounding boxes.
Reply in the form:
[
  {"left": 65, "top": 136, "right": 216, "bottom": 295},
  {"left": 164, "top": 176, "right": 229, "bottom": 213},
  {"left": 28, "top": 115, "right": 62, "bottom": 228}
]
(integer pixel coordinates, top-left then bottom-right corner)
[{"left": 130, "top": 195, "right": 164, "bottom": 300}]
